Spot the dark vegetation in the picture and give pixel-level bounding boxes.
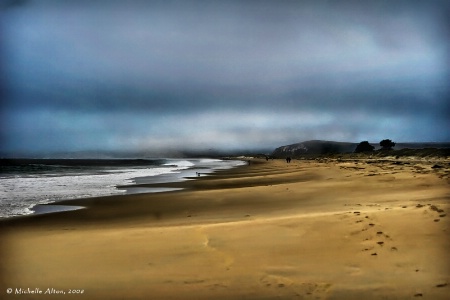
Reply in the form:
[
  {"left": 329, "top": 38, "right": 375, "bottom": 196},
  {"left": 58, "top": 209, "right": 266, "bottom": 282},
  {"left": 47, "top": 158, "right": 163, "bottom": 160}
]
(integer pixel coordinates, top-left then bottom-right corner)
[
  {"left": 380, "top": 139, "right": 396, "bottom": 150},
  {"left": 354, "top": 141, "right": 375, "bottom": 153}
]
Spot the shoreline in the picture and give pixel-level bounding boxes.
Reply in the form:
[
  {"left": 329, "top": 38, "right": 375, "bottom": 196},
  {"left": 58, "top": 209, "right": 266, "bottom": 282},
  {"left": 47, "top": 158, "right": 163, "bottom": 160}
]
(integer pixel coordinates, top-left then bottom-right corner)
[
  {"left": 30, "top": 204, "right": 86, "bottom": 216},
  {"left": 1, "top": 157, "right": 449, "bottom": 299},
  {"left": 0, "top": 158, "right": 246, "bottom": 219}
]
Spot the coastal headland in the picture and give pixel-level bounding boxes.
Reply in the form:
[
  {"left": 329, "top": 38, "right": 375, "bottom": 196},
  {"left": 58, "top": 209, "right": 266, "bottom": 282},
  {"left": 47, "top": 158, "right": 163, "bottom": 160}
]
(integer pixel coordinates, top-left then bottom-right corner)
[{"left": 1, "top": 157, "right": 449, "bottom": 299}]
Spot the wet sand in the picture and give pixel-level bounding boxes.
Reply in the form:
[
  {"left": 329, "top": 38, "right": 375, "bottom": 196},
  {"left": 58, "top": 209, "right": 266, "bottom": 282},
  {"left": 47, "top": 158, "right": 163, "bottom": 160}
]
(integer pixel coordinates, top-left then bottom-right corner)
[{"left": 1, "top": 158, "right": 449, "bottom": 299}]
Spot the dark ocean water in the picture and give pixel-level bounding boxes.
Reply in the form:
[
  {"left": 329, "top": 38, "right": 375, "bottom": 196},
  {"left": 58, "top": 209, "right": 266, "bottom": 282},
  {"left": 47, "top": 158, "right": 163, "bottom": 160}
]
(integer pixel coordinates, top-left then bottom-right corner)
[{"left": 0, "top": 158, "right": 245, "bottom": 218}]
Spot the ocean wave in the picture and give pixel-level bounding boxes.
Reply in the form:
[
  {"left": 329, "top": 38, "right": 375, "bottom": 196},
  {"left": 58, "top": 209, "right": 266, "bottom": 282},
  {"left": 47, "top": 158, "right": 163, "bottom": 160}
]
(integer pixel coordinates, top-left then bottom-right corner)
[
  {"left": 0, "top": 158, "right": 245, "bottom": 218},
  {"left": 163, "top": 160, "right": 195, "bottom": 168},
  {"left": 0, "top": 166, "right": 176, "bottom": 218}
]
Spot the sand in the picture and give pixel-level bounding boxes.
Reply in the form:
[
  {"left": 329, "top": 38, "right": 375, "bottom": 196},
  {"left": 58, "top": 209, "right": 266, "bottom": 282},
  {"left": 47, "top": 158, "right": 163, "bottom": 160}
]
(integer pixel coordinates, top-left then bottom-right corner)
[{"left": 0, "top": 158, "right": 449, "bottom": 299}]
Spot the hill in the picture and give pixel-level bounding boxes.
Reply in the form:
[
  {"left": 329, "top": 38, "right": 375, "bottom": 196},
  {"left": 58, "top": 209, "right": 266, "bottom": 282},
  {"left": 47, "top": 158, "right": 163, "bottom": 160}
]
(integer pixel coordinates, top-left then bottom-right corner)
[
  {"left": 272, "top": 140, "right": 357, "bottom": 157},
  {"left": 271, "top": 140, "right": 450, "bottom": 157}
]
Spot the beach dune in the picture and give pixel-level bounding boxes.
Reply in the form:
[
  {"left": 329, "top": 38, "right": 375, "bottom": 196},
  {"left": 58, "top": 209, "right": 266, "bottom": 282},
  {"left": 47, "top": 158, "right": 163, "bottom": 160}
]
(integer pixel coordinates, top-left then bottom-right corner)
[{"left": 1, "top": 158, "right": 449, "bottom": 299}]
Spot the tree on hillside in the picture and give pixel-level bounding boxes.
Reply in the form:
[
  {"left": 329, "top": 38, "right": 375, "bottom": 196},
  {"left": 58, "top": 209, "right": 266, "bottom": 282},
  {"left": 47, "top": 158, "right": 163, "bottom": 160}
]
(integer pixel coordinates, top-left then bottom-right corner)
[
  {"left": 354, "top": 141, "right": 375, "bottom": 153},
  {"left": 380, "top": 139, "right": 396, "bottom": 150}
]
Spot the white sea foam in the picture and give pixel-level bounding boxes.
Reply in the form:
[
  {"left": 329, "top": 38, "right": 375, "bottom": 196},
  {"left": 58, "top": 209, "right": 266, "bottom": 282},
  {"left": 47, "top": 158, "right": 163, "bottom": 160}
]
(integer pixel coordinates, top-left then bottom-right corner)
[
  {"left": 0, "top": 159, "right": 245, "bottom": 218},
  {"left": 163, "top": 160, "right": 195, "bottom": 168},
  {"left": 0, "top": 164, "right": 184, "bottom": 218}
]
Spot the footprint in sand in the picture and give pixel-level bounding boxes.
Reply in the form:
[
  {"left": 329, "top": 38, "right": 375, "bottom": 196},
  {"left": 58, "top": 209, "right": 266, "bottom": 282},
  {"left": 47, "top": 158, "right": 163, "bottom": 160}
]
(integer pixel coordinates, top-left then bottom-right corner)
[
  {"left": 429, "top": 205, "right": 442, "bottom": 212},
  {"left": 419, "top": 204, "right": 447, "bottom": 223},
  {"left": 357, "top": 214, "right": 398, "bottom": 255},
  {"left": 260, "top": 274, "right": 291, "bottom": 289},
  {"left": 349, "top": 210, "right": 400, "bottom": 256},
  {"left": 260, "top": 275, "right": 331, "bottom": 298}
]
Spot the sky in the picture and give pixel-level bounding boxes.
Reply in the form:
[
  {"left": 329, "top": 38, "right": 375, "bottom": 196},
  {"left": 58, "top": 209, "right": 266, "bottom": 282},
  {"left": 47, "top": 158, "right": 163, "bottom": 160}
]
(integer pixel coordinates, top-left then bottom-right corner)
[{"left": 1, "top": 0, "right": 449, "bottom": 156}]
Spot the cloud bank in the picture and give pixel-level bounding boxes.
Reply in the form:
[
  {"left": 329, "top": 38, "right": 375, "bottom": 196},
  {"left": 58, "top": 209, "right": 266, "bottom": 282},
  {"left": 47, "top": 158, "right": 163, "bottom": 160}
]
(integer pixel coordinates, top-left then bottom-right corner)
[{"left": 1, "top": 0, "right": 449, "bottom": 155}]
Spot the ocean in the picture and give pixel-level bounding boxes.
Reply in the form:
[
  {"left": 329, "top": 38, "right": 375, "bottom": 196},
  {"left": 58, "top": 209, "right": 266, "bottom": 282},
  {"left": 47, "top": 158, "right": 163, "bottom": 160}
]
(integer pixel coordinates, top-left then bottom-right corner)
[{"left": 0, "top": 158, "right": 246, "bottom": 218}]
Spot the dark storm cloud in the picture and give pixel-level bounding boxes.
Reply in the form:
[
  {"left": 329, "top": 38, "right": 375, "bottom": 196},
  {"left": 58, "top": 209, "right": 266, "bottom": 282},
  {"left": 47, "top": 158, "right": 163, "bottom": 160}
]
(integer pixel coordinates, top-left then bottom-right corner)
[{"left": 1, "top": 0, "right": 449, "bottom": 155}]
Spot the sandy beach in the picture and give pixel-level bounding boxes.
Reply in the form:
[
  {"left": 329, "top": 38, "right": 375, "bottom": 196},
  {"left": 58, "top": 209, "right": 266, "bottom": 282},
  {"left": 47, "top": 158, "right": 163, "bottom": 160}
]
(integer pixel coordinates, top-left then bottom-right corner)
[{"left": 1, "top": 157, "right": 449, "bottom": 299}]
